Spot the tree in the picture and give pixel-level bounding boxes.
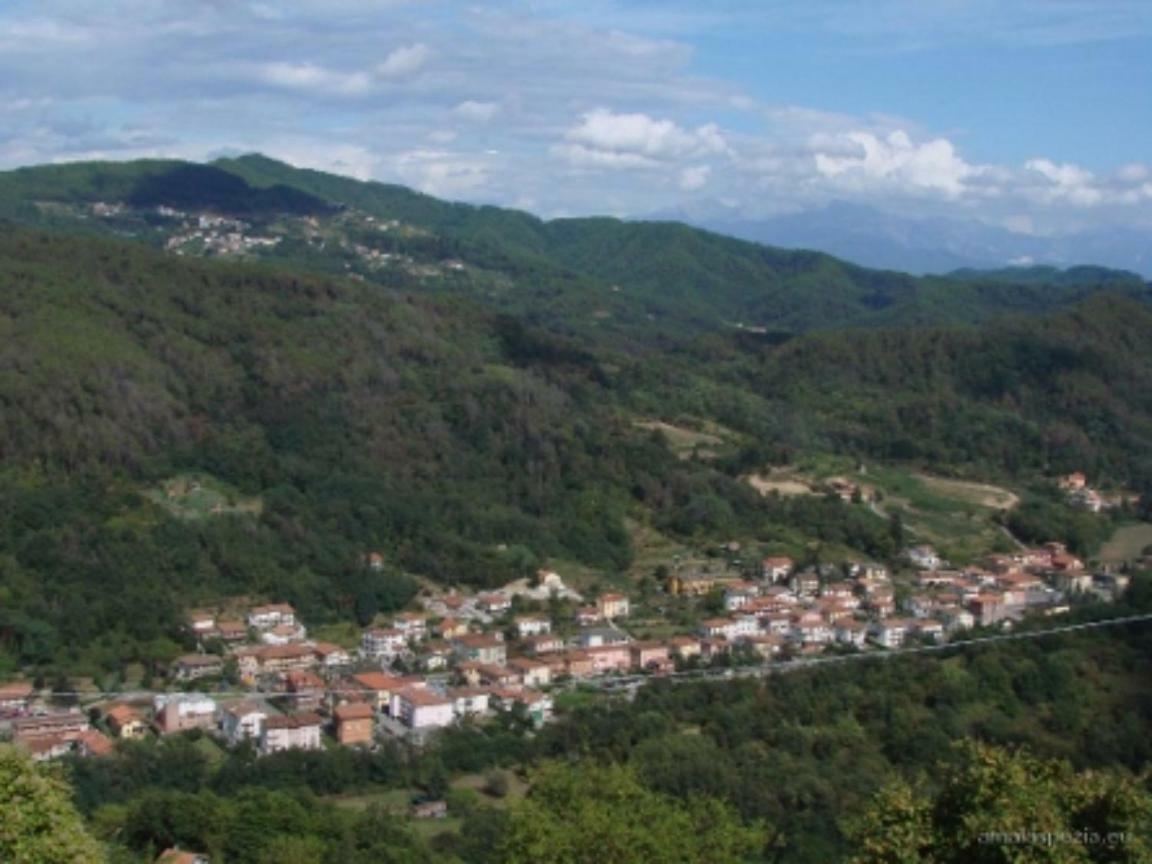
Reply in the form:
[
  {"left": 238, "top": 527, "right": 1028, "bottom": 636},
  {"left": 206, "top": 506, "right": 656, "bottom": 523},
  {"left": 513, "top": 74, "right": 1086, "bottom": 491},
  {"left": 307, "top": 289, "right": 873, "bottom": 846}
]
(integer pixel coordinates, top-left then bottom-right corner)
[
  {"left": 849, "top": 742, "right": 1152, "bottom": 863},
  {"left": 497, "top": 762, "right": 765, "bottom": 864},
  {"left": 0, "top": 746, "right": 106, "bottom": 863}
]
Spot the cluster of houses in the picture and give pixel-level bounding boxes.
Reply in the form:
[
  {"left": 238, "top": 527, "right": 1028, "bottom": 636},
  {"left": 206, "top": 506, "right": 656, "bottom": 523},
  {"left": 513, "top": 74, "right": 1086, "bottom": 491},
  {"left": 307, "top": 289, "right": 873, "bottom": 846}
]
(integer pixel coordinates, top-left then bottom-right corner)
[
  {"left": 2, "top": 531, "right": 1132, "bottom": 765},
  {"left": 1058, "top": 472, "right": 1127, "bottom": 513}
]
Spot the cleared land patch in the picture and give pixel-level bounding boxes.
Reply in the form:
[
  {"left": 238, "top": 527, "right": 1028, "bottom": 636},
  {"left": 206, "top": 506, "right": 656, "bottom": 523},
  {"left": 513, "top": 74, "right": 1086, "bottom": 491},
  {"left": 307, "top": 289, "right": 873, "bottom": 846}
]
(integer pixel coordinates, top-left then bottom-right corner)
[{"left": 1099, "top": 523, "right": 1152, "bottom": 565}]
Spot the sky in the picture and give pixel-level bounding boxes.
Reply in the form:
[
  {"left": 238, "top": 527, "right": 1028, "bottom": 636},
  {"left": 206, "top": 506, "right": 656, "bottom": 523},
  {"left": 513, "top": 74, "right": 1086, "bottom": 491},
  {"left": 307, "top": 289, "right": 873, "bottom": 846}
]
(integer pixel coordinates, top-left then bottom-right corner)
[{"left": 1, "top": 0, "right": 1150, "bottom": 236}]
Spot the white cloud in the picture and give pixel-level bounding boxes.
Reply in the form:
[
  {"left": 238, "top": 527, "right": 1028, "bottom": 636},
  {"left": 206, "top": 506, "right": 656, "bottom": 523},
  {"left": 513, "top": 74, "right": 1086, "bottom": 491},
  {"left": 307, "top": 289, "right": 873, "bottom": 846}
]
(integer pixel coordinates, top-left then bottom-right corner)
[
  {"left": 812, "top": 130, "right": 976, "bottom": 197},
  {"left": 558, "top": 108, "right": 728, "bottom": 171},
  {"left": 375, "top": 42, "right": 430, "bottom": 77},
  {"left": 454, "top": 100, "right": 499, "bottom": 122},
  {"left": 1024, "top": 158, "right": 1103, "bottom": 206},
  {"left": 255, "top": 62, "right": 372, "bottom": 96},
  {"left": 679, "top": 164, "right": 711, "bottom": 190}
]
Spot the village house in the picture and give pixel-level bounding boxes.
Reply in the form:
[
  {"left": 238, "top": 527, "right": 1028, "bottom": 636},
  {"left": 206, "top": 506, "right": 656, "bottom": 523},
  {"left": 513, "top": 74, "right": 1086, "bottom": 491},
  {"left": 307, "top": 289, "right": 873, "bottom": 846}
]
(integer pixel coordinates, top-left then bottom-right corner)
[
  {"left": 434, "top": 617, "right": 470, "bottom": 639},
  {"left": 334, "top": 703, "right": 375, "bottom": 746},
  {"left": 575, "top": 626, "right": 630, "bottom": 649},
  {"left": 362, "top": 627, "right": 409, "bottom": 660},
  {"left": 417, "top": 640, "right": 453, "bottom": 671},
  {"left": 12, "top": 711, "right": 89, "bottom": 743},
  {"left": 938, "top": 605, "right": 976, "bottom": 634},
  {"left": 667, "top": 570, "right": 742, "bottom": 597},
  {"left": 789, "top": 570, "right": 821, "bottom": 597},
  {"left": 586, "top": 644, "right": 631, "bottom": 674},
  {"left": 186, "top": 610, "right": 216, "bottom": 634},
  {"left": 869, "top": 619, "right": 909, "bottom": 649},
  {"left": 313, "top": 642, "right": 352, "bottom": 670},
  {"left": 563, "top": 650, "right": 596, "bottom": 679},
  {"left": 260, "top": 622, "right": 307, "bottom": 646},
  {"left": 911, "top": 619, "right": 945, "bottom": 643},
  {"left": 475, "top": 664, "right": 521, "bottom": 689},
  {"left": 171, "top": 654, "right": 225, "bottom": 682},
  {"left": 630, "top": 642, "right": 672, "bottom": 672},
  {"left": 761, "top": 556, "right": 794, "bottom": 583},
  {"left": 155, "top": 696, "right": 217, "bottom": 735},
  {"left": 391, "top": 687, "right": 455, "bottom": 730},
  {"left": 907, "top": 545, "right": 942, "bottom": 570},
  {"left": 761, "top": 612, "right": 793, "bottom": 636},
  {"left": 449, "top": 688, "right": 491, "bottom": 719},
  {"left": 75, "top": 729, "right": 114, "bottom": 758},
  {"left": 723, "top": 581, "right": 761, "bottom": 611},
  {"left": 667, "top": 635, "right": 702, "bottom": 660},
  {"left": 509, "top": 690, "right": 554, "bottom": 727},
  {"left": 220, "top": 701, "right": 268, "bottom": 746},
  {"left": 0, "top": 681, "right": 34, "bottom": 714},
  {"left": 740, "top": 634, "right": 782, "bottom": 659},
  {"left": 515, "top": 614, "right": 552, "bottom": 638},
  {"left": 452, "top": 633, "right": 507, "bottom": 665},
  {"left": 261, "top": 713, "right": 323, "bottom": 754},
  {"left": 508, "top": 657, "right": 552, "bottom": 688},
  {"left": 597, "top": 593, "right": 631, "bottom": 619},
  {"left": 574, "top": 606, "right": 602, "bottom": 626},
  {"left": 790, "top": 612, "right": 834, "bottom": 645},
  {"left": 105, "top": 705, "right": 148, "bottom": 740},
  {"left": 834, "top": 620, "right": 869, "bottom": 648},
  {"left": 476, "top": 593, "right": 512, "bottom": 615},
  {"left": 411, "top": 800, "right": 449, "bottom": 820},
  {"left": 284, "top": 670, "right": 326, "bottom": 713},
  {"left": 523, "top": 633, "right": 565, "bottom": 655},
  {"left": 213, "top": 620, "right": 249, "bottom": 644},
  {"left": 348, "top": 672, "right": 425, "bottom": 713},
  {"left": 247, "top": 603, "right": 297, "bottom": 630},
  {"left": 393, "top": 612, "right": 428, "bottom": 639},
  {"left": 969, "top": 592, "right": 1011, "bottom": 627},
  {"left": 699, "top": 618, "right": 739, "bottom": 641}
]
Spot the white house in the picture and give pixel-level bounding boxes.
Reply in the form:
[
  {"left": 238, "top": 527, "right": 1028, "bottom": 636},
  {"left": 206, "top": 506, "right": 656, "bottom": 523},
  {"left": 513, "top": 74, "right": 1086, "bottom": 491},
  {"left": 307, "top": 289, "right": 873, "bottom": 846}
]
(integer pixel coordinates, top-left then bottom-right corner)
[
  {"left": 261, "top": 713, "right": 323, "bottom": 754},
  {"left": 391, "top": 688, "right": 455, "bottom": 730},
  {"left": 761, "top": 556, "right": 794, "bottom": 583},
  {"left": 515, "top": 615, "right": 552, "bottom": 638},
  {"left": 790, "top": 613, "right": 834, "bottom": 645},
  {"left": 247, "top": 603, "right": 297, "bottom": 630},
  {"left": 834, "top": 620, "right": 868, "bottom": 647},
  {"left": 449, "top": 688, "right": 491, "bottom": 719},
  {"left": 869, "top": 620, "right": 908, "bottom": 649},
  {"left": 362, "top": 628, "right": 409, "bottom": 660},
  {"left": 907, "top": 546, "right": 942, "bottom": 570},
  {"left": 220, "top": 701, "right": 268, "bottom": 746}
]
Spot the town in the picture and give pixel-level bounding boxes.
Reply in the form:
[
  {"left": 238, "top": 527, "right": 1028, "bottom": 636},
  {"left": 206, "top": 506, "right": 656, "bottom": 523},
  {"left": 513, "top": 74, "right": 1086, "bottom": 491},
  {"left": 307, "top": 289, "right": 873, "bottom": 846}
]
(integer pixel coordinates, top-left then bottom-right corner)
[{"left": 0, "top": 525, "right": 1132, "bottom": 766}]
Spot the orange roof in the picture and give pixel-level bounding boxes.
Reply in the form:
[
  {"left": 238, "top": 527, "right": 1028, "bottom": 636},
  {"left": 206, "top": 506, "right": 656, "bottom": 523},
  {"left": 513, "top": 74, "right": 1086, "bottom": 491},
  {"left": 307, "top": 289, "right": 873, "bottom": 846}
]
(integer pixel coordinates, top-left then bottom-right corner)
[
  {"left": 352, "top": 672, "right": 401, "bottom": 691},
  {"left": 77, "top": 729, "right": 115, "bottom": 756},
  {"left": 334, "top": 703, "right": 375, "bottom": 721},
  {"left": 106, "top": 705, "right": 140, "bottom": 725}
]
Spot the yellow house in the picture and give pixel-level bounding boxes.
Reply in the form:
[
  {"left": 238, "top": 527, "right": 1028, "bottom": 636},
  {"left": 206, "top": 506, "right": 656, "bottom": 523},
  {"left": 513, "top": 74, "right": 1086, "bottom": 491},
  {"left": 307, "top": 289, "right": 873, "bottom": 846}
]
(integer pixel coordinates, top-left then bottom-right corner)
[
  {"left": 667, "top": 572, "right": 742, "bottom": 597},
  {"left": 106, "top": 704, "right": 149, "bottom": 739}
]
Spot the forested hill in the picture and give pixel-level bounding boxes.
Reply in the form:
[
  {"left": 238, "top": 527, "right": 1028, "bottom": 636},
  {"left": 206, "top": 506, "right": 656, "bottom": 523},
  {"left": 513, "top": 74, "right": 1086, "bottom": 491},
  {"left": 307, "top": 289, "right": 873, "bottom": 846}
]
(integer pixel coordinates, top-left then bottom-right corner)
[{"left": 1, "top": 155, "right": 1148, "bottom": 344}]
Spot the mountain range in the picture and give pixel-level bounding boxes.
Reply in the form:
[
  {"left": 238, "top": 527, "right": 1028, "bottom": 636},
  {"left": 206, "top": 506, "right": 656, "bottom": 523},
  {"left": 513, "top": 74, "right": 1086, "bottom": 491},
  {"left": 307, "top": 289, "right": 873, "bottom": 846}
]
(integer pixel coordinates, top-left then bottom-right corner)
[{"left": 682, "top": 200, "right": 1152, "bottom": 278}]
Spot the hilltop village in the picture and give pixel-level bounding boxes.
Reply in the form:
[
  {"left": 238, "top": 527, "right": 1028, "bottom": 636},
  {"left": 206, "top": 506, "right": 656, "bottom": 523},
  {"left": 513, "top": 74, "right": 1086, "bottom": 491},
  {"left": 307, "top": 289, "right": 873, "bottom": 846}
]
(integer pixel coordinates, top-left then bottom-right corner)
[{"left": 0, "top": 524, "right": 1132, "bottom": 765}]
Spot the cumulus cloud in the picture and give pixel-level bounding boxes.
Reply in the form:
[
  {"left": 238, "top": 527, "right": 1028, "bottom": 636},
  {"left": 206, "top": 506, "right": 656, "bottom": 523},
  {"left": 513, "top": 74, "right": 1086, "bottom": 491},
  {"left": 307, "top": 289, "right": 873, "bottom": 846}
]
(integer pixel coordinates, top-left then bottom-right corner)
[
  {"left": 567, "top": 108, "right": 727, "bottom": 159},
  {"left": 375, "top": 42, "right": 430, "bottom": 77},
  {"left": 812, "top": 130, "right": 976, "bottom": 197}
]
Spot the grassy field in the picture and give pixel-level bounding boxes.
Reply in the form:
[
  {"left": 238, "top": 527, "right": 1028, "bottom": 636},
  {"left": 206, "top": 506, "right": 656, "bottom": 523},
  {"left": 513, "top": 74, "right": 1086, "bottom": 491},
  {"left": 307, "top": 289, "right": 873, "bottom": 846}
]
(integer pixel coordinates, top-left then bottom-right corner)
[
  {"left": 144, "top": 473, "right": 263, "bottom": 520},
  {"left": 745, "top": 459, "right": 1020, "bottom": 564},
  {"left": 633, "top": 416, "right": 738, "bottom": 461},
  {"left": 1099, "top": 523, "right": 1152, "bottom": 565},
  {"left": 326, "top": 788, "right": 413, "bottom": 812}
]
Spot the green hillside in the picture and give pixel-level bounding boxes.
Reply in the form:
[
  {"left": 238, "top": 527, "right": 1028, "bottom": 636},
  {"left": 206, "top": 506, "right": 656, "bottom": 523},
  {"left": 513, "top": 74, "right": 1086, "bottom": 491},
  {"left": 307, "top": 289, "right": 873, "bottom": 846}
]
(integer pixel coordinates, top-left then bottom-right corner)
[{"left": 3, "top": 155, "right": 1147, "bottom": 347}]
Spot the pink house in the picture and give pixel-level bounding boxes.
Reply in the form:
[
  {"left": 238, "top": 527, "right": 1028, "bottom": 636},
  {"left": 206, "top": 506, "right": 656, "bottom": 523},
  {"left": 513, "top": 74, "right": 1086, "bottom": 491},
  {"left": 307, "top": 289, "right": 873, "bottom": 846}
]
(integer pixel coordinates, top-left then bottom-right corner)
[{"left": 586, "top": 645, "right": 630, "bottom": 674}]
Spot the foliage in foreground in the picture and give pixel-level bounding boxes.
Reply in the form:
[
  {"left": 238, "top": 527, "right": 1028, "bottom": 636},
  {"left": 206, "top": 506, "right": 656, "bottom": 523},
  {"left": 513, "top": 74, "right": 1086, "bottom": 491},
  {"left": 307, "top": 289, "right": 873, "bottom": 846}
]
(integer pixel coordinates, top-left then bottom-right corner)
[
  {"left": 850, "top": 742, "right": 1152, "bottom": 864},
  {"left": 0, "top": 746, "right": 106, "bottom": 864}
]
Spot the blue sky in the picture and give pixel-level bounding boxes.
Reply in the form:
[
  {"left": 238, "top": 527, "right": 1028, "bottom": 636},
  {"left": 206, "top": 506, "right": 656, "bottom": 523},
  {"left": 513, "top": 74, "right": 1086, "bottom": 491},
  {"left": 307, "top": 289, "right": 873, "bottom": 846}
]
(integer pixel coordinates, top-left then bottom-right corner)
[{"left": 1, "top": 0, "right": 1149, "bottom": 236}]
